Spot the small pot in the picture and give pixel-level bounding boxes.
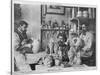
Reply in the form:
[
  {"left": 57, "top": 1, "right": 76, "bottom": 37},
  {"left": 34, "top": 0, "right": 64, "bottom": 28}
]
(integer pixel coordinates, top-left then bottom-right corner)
[{"left": 55, "top": 59, "right": 60, "bottom": 66}]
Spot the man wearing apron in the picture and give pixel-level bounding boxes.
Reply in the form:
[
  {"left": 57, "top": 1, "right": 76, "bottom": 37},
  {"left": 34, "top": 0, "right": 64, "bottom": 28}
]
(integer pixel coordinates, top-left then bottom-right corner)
[{"left": 14, "top": 21, "right": 31, "bottom": 72}]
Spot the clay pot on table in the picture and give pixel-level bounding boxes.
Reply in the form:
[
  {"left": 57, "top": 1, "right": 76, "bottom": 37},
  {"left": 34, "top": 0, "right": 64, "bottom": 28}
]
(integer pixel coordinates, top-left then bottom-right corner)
[
  {"left": 32, "top": 39, "right": 40, "bottom": 53},
  {"left": 55, "top": 59, "right": 61, "bottom": 66}
]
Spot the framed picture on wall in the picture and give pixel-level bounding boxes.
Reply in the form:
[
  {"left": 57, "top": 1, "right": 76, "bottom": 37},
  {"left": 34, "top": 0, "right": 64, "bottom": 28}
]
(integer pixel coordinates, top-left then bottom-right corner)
[{"left": 45, "top": 5, "right": 65, "bottom": 15}]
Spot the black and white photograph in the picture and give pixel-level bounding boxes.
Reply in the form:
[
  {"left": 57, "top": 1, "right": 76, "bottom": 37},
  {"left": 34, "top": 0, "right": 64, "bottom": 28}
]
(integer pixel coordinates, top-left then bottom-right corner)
[{"left": 11, "top": 0, "right": 96, "bottom": 74}]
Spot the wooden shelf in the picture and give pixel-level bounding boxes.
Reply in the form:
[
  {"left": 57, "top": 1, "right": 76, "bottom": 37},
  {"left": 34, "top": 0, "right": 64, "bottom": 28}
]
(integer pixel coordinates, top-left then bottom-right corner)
[{"left": 41, "top": 28, "right": 69, "bottom": 31}]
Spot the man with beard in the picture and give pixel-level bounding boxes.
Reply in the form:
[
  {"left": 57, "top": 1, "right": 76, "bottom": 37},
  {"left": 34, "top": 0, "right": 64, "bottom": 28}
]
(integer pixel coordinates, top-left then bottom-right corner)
[
  {"left": 14, "top": 20, "right": 32, "bottom": 72},
  {"left": 80, "top": 24, "right": 95, "bottom": 66}
]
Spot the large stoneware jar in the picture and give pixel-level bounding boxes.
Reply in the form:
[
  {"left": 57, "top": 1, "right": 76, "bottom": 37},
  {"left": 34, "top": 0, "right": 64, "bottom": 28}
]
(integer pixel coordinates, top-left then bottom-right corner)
[{"left": 32, "top": 39, "right": 40, "bottom": 53}]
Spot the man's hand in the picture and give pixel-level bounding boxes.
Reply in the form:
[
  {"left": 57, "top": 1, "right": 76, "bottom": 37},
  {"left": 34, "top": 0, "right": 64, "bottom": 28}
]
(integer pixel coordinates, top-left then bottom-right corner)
[
  {"left": 22, "top": 44, "right": 32, "bottom": 48},
  {"left": 21, "top": 39, "right": 27, "bottom": 45}
]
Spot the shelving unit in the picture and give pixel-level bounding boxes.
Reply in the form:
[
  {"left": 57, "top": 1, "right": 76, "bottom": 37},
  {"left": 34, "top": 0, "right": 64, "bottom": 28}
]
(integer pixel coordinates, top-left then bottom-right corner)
[{"left": 40, "top": 28, "right": 69, "bottom": 50}]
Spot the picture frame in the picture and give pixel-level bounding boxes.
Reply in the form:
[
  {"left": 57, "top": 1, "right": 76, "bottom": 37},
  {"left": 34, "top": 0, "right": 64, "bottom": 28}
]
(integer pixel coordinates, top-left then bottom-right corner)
[{"left": 45, "top": 5, "right": 65, "bottom": 15}]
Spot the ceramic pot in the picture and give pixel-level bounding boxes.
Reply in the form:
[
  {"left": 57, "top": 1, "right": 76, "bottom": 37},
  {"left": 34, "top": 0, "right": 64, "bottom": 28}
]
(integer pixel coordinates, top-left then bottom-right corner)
[
  {"left": 32, "top": 39, "right": 40, "bottom": 53},
  {"left": 55, "top": 59, "right": 60, "bottom": 66}
]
